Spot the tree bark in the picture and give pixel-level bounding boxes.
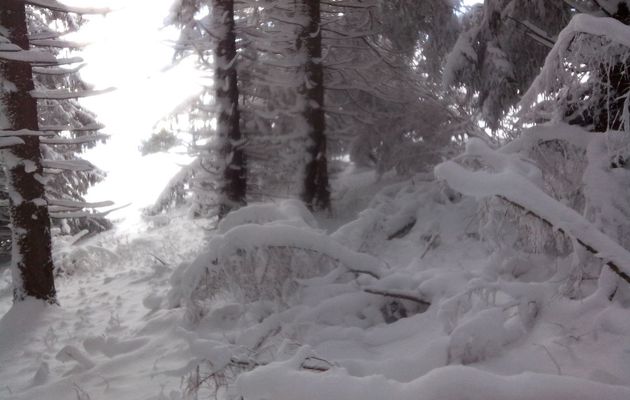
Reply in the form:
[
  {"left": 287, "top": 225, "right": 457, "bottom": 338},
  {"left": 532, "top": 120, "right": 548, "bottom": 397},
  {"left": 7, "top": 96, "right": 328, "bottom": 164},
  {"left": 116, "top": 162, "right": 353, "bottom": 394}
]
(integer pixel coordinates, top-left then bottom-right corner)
[
  {"left": 0, "top": 0, "right": 56, "bottom": 303},
  {"left": 299, "top": 0, "right": 331, "bottom": 211},
  {"left": 214, "top": 0, "right": 247, "bottom": 219}
]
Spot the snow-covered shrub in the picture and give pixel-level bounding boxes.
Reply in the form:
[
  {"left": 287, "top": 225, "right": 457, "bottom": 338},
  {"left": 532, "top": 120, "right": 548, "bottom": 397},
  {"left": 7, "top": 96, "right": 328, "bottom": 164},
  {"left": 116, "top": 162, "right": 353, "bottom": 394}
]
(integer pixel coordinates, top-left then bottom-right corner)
[
  {"left": 438, "top": 276, "right": 542, "bottom": 364},
  {"left": 437, "top": 124, "right": 630, "bottom": 301},
  {"left": 478, "top": 137, "right": 585, "bottom": 257},
  {"left": 217, "top": 199, "right": 318, "bottom": 233},
  {"left": 169, "top": 201, "right": 385, "bottom": 322},
  {"left": 331, "top": 173, "right": 478, "bottom": 258},
  {"left": 53, "top": 213, "right": 208, "bottom": 278},
  {"left": 522, "top": 15, "right": 630, "bottom": 133},
  {"left": 52, "top": 230, "right": 119, "bottom": 276},
  {"left": 445, "top": 14, "right": 630, "bottom": 301}
]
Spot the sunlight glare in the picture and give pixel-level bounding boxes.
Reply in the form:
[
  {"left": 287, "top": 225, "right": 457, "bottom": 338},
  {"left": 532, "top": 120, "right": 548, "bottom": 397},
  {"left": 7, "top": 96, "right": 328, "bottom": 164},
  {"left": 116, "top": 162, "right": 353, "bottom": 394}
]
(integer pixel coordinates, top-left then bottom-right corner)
[{"left": 63, "top": 0, "right": 201, "bottom": 228}]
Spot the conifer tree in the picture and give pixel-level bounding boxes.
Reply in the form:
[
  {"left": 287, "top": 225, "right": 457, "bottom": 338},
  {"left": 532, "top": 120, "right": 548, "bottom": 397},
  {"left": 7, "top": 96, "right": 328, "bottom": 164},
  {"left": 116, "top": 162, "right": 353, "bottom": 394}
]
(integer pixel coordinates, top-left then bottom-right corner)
[
  {"left": 213, "top": 0, "right": 247, "bottom": 218},
  {"left": 0, "top": 0, "right": 108, "bottom": 302},
  {"left": 1, "top": 0, "right": 56, "bottom": 302},
  {"left": 297, "top": 0, "right": 330, "bottom": 211},
  {"left": 167, "top": 0, "right": 246, "bottom": 219}
]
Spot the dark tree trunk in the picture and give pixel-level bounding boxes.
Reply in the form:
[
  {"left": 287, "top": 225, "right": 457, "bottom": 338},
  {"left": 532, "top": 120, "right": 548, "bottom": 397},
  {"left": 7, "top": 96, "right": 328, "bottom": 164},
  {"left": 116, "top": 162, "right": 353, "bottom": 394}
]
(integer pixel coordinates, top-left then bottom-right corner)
[
  {"left": 299, "top": 0, "right": 331, "bottom": 211},
  {"left": 0, "top": 1, "right": 56, "bottom": 303},
  {"left": 213, "top": 0, "right": 247, "bottom": 219}
]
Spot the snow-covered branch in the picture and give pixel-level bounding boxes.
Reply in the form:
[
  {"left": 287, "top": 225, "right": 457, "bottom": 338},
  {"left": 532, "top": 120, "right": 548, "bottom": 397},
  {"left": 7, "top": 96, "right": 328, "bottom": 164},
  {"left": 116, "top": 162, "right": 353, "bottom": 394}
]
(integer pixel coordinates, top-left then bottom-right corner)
[
  {"left": 522, "top": 13, "right": 630, "bottom": 109},
  {"left": 435, "top": 137, "right": 630, "bottom": 285},
  {"left": 42, "top": 159, "right": 95, "bottom": 172},
  {"left": 24, "top": 0, "right": 110, "bottom": 15},
  {"left": 30, "top": 87, "right": 114, "bottom": 100},
  {"left": 0, "top": 129, "right": 56, "bottom": 137},
  {"left": 0, "top": 137, "right": 25, "bottom": 148},
  {"left": 39, "top": 123, "right": 105, "bottom": 132},
  {"left": 41, "top": 134, "right": 108, "bottom": 145},
  {"left": 48, "top": 199, "right": 114, "bottom": 209},
  {"left": 32, "top": 64, "right": 86, "bottom": 76}
]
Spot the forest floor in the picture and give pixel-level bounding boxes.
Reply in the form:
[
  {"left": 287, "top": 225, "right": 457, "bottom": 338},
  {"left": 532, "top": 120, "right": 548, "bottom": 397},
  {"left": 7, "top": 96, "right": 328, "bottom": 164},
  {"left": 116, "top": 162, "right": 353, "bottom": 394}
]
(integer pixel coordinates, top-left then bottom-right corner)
[
  {"left": 1, "top": 168, "right": 630, "bottom": 399},
  {"left": 0, "top": 215, "right": 207, "bottom": 399}
]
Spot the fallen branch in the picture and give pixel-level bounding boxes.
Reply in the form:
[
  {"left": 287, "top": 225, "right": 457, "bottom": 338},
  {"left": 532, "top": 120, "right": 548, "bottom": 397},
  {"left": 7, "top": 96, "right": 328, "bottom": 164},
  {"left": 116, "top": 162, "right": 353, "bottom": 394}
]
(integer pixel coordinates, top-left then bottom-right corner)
[
  {"left": 387, "top": 219, "right": 416, "bottom": 240},
  {"left": 363, "top": 288, "right": 431, "bottom": 307},
  {"left": 229, "top": 356, "right": 331, "bottom": 373},
  {"left": 150, "top": 254, "right": 168, "bottom": 266}
]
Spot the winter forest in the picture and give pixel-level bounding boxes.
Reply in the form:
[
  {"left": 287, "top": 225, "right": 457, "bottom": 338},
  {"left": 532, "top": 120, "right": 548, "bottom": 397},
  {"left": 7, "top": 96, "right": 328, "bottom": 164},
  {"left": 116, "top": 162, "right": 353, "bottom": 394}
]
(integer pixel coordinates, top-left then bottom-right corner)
[{"left": 4, "top": 0, "right": 630, "bottom": 398}]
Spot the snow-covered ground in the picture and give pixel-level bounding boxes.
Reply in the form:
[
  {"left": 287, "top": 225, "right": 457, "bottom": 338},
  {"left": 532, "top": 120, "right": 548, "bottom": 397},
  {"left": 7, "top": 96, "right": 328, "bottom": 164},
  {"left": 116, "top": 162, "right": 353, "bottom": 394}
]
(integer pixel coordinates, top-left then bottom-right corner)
[
  {"left": 2, "top": 164, "right": 630, "bottom": 399},
  {"left": 0, "top": 215, "right": 208, "bottom": 399}
]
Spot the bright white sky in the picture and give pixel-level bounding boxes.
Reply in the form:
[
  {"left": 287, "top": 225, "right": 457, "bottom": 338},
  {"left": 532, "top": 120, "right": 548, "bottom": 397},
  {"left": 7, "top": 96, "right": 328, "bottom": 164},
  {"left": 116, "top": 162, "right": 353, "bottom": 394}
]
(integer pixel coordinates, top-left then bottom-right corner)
[
  {"left": 62, "top": 0, "right": 481, "bottom": 227},
  {"left": 63, "top": 0, "right": 200, "bottom": 227}
]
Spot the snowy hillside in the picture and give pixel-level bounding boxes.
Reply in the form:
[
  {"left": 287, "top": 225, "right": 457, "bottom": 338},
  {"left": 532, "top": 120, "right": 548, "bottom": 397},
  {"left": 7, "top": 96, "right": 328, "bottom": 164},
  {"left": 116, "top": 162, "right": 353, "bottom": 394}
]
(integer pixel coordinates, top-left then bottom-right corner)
[{"left": 2, "top": 157, "right": 630, "bottom": 399}]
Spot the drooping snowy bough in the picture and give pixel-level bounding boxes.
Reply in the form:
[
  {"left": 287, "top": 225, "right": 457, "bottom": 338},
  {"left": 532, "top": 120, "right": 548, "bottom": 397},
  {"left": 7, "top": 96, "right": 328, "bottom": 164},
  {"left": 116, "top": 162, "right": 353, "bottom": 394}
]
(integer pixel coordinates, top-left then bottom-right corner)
[
  {"left": 169, "top": 200, "right": 388, "bottom": 322},
  {"left": 436, "top": 124, "right": 630, "bottom": 296}
]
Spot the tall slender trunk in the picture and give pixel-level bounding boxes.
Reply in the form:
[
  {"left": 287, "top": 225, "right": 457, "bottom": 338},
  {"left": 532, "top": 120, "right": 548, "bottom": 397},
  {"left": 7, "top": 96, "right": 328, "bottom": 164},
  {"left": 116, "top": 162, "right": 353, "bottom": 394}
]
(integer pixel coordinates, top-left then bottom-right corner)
[
  {"left": 0, "top": 1, "right": 56, "bottom": 303},
  {"left": 214, "top": 0, "right": 247, "bottom": 219},
  {"left": 299, "top": 0, "right": 331, "bottom": 211}
]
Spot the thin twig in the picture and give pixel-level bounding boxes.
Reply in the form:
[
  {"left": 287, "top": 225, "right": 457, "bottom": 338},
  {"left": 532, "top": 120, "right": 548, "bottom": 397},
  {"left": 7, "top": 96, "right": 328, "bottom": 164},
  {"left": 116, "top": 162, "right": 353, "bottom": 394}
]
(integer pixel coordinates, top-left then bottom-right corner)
[
  {"left": 420, "top": 234, "right": 439, "bottom": 259},
  {"left": 534, "top": 344, "right": 562, "bottom": 375},
  {"left": 150, "top": 254, "right": 168, "bottom": 266}
]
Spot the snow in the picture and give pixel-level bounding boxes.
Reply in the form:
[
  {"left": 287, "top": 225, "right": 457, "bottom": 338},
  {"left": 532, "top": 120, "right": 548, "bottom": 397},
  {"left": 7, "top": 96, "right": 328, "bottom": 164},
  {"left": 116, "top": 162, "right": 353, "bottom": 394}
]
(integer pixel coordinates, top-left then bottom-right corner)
[
  {"left": 5, "top": 0, "right": 630, "bottom": 397},
  {"left": 42, "top": 159, "right": 96, "bottom": 171},
  {"left": 41, "top": 133, "right": 109, "bottom": 145},
  {"left": 435, "top": 126, "right": 630, "bottom": 279},
  {"left": 2, "top": 163, "right": 630, "bottom": 399},
  {"left": 30, "top": 87, "right": 114, "bottom": 100},
  {"left": 25, "top": 0, "right": 110, "bottom": 15},
  {"left": 0, "top": 136, "right": 24, "bottom": 148},
  {"left": 0, "top": 218, "right": 208, "bottom": 399},
  {"left": 523, "top": 14, "right": 630, "bottom": 109},
  {"left": 0, "top": 49, "right": 58, "bottom": 64},
  {"left": 236, "top": 357, "right": 630, "bottom": 400},
  {"left": 0, "top": 129, "right": 56, "bottom": 137},
  {"left": 47, "top": 199, "right": 114, "bottom": 209}
]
